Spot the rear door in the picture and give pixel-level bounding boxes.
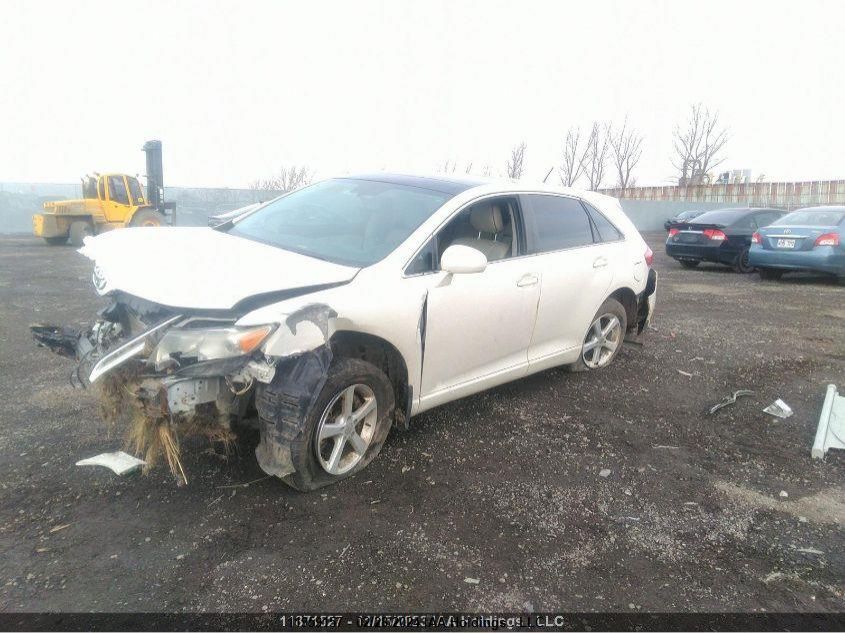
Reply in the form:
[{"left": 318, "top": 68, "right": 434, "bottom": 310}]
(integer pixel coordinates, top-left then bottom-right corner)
[{"left": 521, "top": 194, "right": 614, "bottom": 366}]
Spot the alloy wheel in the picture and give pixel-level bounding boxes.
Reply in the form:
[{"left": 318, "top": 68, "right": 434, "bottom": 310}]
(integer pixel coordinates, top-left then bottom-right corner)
[
  {"left": 314, "top": 383, "right": 378, "bottom": 475},
  {"left": 581, "top": 314, "right": 622, "bottom": 369}
]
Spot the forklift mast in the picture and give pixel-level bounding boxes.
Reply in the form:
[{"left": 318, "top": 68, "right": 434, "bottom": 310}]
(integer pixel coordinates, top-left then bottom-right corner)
[{"left": 142, "top": 140, "right": 164, "bottom": 208}]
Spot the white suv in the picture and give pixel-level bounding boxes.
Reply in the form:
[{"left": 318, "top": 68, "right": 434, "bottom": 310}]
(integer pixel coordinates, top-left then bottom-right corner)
[{"left": 35, "top": 174, "right": 657, "bottom": 490}]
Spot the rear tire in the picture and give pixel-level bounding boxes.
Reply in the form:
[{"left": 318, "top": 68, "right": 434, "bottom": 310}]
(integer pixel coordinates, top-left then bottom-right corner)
[
  {"left": 568, "top": 298, "right": 627, "bottom": 373},
  {"left": 733, "top": 247, "right": 754, "bottom": 273},
  {"left": 69, "top": 220, "right": 94, "bottom": 247},
  {"left": 43, "top": 235, "right": 68, "bottom": 246},
  {"left": 262, "top": 358, "right": 394, "bottom": 492},
  {"left": 758, "top": 268, "right": 783, "bottom": 280},
  {"left": 679, "top": 260, "right": 700, "bottom": 269},
  {"left": 130, "top": 209, "right": 166, "bottom": 227}
]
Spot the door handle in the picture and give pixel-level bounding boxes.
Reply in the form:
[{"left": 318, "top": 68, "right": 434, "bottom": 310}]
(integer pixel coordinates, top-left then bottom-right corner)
[
  {"left": 593, "top": 257, "right": 608, "bottom": 269},
  {"left": 517, "top": 274, "right": 539, "bottom": 287}
]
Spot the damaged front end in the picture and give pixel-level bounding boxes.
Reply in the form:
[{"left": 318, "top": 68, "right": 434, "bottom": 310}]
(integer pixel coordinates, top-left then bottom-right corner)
[{"left": 32, "top": 294, "right": 280, "bottom": 484}]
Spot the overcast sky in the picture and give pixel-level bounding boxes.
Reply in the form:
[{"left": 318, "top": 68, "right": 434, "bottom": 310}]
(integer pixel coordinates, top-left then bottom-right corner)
[{"left": 2, "top": 0, "right": 844, "bottom": 188}]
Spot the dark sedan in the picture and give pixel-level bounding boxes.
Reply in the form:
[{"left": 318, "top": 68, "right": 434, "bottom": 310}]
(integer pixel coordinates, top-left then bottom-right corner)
[
  {"left": 663, "top": 209, "right": 705, "bottom": 231},
  {"left": 665, "top": 207, "right": 784, "bottom": 272},
  {"left": 749, "top": 206, "right": 845, "bottom": 282}
]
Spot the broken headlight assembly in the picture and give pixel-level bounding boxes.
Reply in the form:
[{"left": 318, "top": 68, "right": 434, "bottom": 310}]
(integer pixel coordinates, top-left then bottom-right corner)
[{"left": 153, "top": 324, "right": 275, "bottom": 371}]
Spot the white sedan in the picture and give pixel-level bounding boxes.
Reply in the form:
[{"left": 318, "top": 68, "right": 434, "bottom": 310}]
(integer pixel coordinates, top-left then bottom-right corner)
[{"left": 35, "top": 174, "right": 657, "bottom": 490}]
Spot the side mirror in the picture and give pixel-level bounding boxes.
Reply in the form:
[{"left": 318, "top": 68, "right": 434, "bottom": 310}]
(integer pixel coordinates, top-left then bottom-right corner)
[{"left": 440, "top": 244, "right": 488, "bottom": 274}]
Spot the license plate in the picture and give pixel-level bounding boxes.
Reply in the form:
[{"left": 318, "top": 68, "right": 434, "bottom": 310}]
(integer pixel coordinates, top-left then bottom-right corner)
[{"left": 776, "top": 239, "right": 796, "bottom": 248}]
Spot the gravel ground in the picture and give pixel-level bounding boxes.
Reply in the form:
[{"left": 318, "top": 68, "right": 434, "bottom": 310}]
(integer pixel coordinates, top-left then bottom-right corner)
[{"left": 0, "top": 232, "right": 843, "bottom": 614}]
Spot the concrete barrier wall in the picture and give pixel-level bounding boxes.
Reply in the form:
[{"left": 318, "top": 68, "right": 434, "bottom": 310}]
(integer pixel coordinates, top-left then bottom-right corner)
[{"left": 600, "top": 180, "right": 845, "bottom": 209}]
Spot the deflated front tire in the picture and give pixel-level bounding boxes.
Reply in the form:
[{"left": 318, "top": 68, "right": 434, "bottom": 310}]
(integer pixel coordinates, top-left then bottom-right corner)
[{"left": 257, "top": 357, "right": 394, "bottom": 491}]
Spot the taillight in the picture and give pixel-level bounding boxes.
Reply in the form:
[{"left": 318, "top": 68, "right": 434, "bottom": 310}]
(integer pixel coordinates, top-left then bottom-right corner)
[
  {"left": 815, "top": 232, "right": 840, "bottom": 247},
  {"left": 644, "top": 246, "right": 654, "bottom": 267},
  {"left": 751, "top": 232, "right": 762, "bottom": 244},
  {"left": 668, "top": 228, "right": 679, "bottom": 237},
  {"left": 703, "top": 229, "right": 727, "bottom": 241}
]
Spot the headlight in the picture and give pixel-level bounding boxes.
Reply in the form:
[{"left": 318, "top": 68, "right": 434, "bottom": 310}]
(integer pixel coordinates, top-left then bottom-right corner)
[{"left": 153, "top": 324, "right": 274, "bottom": 371}]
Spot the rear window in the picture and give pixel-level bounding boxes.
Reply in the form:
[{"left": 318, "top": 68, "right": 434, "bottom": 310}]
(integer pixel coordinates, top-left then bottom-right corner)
[
  {"left": 773, "top": 209, "right": 845, "bottom": 226},
  {"left": 676, "top": 210, "right": 702, "bottom": 221},
  {"left": 689, "top": 209, "right": 748, "bottom": 226}
]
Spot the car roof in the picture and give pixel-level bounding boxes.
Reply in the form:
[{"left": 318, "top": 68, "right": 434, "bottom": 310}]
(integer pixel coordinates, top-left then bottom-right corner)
[
  {"left": 787, "top": 205, "right": 845, "bottom": 213},
  {"left": 344, "top": 172, "right": 493, "bottom": 195}
]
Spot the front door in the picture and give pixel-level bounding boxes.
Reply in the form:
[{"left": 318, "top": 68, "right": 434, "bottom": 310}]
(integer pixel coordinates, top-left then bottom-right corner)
[{"left": 411, "top": 197, "right": 541, "bottom": 409}]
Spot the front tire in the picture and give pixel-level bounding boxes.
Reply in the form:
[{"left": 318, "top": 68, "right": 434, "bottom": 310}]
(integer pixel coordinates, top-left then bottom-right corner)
[
  {"left": 281, "top": 358, "right": 394, "bottom": 492},
  {"left": 130, "top": 209, "right": 166, "bottom": 227},
  {"left": 69, "top": 220, "right": 94, "bottom": 247},
  {"left": 569, "top": 298, "right": 627, "bottom": 372}
]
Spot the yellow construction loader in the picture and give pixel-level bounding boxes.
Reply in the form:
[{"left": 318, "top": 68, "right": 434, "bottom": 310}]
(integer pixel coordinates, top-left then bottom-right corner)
[{"left": 33, "top": 140, "right": 175, "bottom": 246}]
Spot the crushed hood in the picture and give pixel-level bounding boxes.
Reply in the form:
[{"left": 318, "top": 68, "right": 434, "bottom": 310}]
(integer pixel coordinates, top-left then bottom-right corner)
[{"left": 79, "top": 227, "right": 359, "bottom": 311}]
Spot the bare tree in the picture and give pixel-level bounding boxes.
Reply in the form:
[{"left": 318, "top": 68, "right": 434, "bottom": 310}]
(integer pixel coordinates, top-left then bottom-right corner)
[
  {"left": 672, "top": 104, "right": 729, "bottom": 186},
  {"left": 608, "top": 117, "right": 643, "bottom": 194},
  {"left": 440, "top": 159, "right": 474, "bottom": 175},
  {"left": 506, "top": 142, "right": 527, "bottom": 179},
  {"left": 250, "top": 165, "right": 313, "bottom": 191},
  {"left": 440, "top": 159, "right": 462, "bottom": 174},
  {"left": 559, "top": 127, "right": 589, "bottom": 187},
  {"left": 583, "top": 122, "right": 610, "bottom": 191},
  {"left": 480, "top": 163, "right": 492, "bottom": 177}
]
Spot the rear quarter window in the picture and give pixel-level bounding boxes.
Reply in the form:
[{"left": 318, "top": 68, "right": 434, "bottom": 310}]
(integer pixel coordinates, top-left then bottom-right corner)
[{"left": 583, "top": 202, "right": 623, "bottom": 242}]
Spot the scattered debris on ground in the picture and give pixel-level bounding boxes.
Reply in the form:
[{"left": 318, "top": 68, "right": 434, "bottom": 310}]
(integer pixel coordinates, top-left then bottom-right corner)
[
  {"left": 75, "top": 451, "right": 146, "bottom": 476},
  {"left": 812, "top": 384, "right": 845, "bottom": 459},
  {"left": 707, "top": 389, "right": 754, "bottom": 415},
  {"left": 764, "top": 398, "right": 794, "bottom": 419}
]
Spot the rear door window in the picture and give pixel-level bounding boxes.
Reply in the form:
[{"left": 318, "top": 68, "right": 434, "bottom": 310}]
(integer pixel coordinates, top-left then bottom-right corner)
[
  {"left": 524, "top": 194, "right": 594, "bottom": 253},
  {"left": 730, "top": 214, "right": 754, "bottom": 230}
]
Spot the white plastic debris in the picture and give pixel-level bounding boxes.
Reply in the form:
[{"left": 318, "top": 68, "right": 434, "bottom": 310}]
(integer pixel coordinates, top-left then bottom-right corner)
[
  {"left": 75, "top": 451, "right": 146, "bottom": 475},
  {"left": 812, "top": 384, "right": 845, "bottom": 459},
  {"left": 763, "top": 399, "right": 793, "bottom": 419}
]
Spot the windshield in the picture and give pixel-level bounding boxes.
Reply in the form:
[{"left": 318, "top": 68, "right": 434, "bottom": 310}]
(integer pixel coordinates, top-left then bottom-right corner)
[
  {"left": 228, "top": 178, "right": 452, "bottom": 266},
  {"left": 773, "top": 209, "right": 845, "bottom": 227}
]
